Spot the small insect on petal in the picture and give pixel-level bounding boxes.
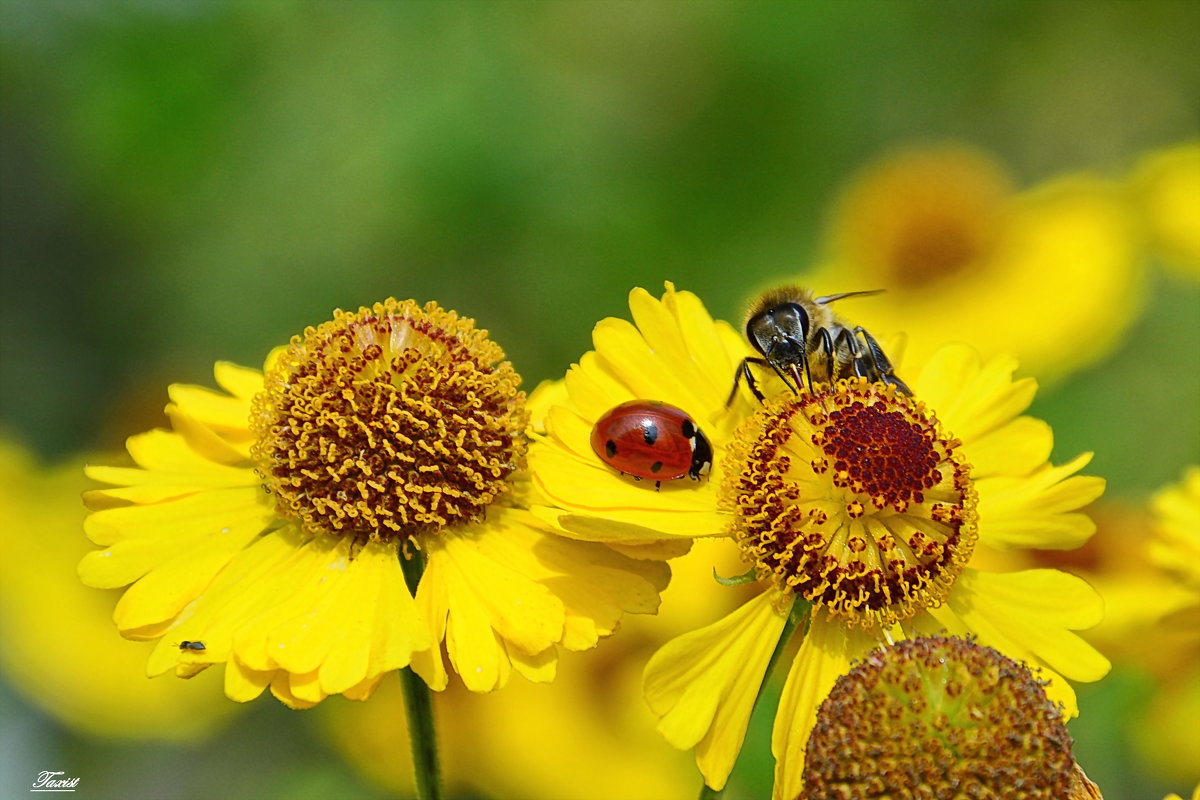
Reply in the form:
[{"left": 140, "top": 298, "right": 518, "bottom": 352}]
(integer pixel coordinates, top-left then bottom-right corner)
[{"left": 591, "top": 400, "right": 713, "bottom": 488}]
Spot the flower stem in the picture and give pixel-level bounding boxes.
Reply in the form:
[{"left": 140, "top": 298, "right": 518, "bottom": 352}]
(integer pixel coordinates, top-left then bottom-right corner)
[{"left": 399, "top": 548, "right": 442, "bottom": 800}]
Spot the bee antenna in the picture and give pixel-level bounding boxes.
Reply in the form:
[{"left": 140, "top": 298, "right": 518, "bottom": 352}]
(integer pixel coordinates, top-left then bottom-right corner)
[{"left": 814, "top": 289, "right": 886, "bottom": 305}]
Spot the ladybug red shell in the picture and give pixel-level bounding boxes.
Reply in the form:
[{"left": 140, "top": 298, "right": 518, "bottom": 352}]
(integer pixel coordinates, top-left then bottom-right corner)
[{"left": 590, "top": 400, "right": 713, "bottom": 487}]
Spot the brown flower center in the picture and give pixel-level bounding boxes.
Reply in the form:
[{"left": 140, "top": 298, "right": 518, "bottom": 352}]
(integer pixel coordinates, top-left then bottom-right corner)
[
  {"left": 250, "top": 299, "right": 526, "bottom": 542},
  {"left": 721, "top": 379, "right": 977, "bottom": 627},
  {"left": 799, "top": 636, "right": 1080, "bottom": 800}
]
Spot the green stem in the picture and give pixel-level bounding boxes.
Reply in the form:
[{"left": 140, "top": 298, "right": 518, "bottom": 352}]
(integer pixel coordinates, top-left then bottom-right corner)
[
  {"left": 695, "top": 598, "right": 808, "bottom": 800},
  {"left": 399, "top": 548, "right": 442, "bottom": 800}
]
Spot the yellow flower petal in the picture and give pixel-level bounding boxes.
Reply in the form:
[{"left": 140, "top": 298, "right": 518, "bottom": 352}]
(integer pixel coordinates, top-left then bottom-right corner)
[
  {"left": 411, "top": 559, "right": 450, "bottom": 692},
  {"left": 165, "top": 404, "right": 251, "bottom": 465},
  {"left": 966, "top": 415, "right": 1053, "bottom": 478},
  {"left": 167, "top": 382, "right": 255, "bottom": 441},
  {"left": 213, "top": 361, "right": 265, "bottom": 400},
  {"left": 628, "top": 285, "right": 741, "bottom": 406},
  {"left": 424, "top": 530, "right": 565, "bottom": 692},
  {"left": 976, "top": 453, "right": 1105, "bottom": 550},
  {"left": 341, "top": 672, "right": 385, "bottom": 702},
  {"left": 223, "top": 657, "right": 273, "bottom": 704},
  {"left": 196, "top": 529, "right": 323, "bottom": 672},
  {"left": 526, "top": 377, "right": 570, "bottom": 434},
  {"left": 563, "top": 352, "right": 634, "bottom": 423},
  {"left": 80, "top": 487, "right": 269, "bottom": 589},
  {"left": 531, "top": 506, "right": 724, "bottom": 543},
  {"left": 913, "top": 345, "right": 1036, "bottom": 444},
  {"left": 506, "top": 641, "right": 558, "bottom": 684},
  {"left": 935, "top": 568, "right": 1111, "bottom": 715},
  {"left": 644, "top": 591, "right": 789, "bottom": 790},
  {"left": 271, "top": 669, "right": 321, "bottom": 709},
  {"left": 471, "top": 515, "right": 668, "bottom": 651}
]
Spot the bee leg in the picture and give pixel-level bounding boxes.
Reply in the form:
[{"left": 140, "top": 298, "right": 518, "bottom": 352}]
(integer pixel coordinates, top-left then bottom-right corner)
[
  {"left": 835, "top": 327, "right": 872, "bottom": 381},
  {"left": 810, "top": 327, "right": 840, "bottom": 391},
  {"left": 854, "top": 327, "right": 912, "bottom": 395},
  {"left": 728, "top": 357, "right": 770, "bottom": 405}
]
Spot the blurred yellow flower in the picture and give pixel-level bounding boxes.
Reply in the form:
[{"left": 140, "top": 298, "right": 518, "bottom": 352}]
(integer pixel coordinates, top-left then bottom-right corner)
[
  {"left": 1133, "top": 466, "right": 1200, "bottom": 786},
  {"left": 81, "top": 299, "right": 666, "bottom": 708},
  {"left": 1131, "top": 142, "right": 1200, "bottom": 278},
  {"left": 805, "top": 143, "right": 1142, "bottom": 380},
  {"left": 1011, "top": 469, "right": 1199, "bottom": 790},
  {"left": 1149, "top": 465, "right": 1200, "bottom": 588},
  {"left": 0, "top": 439, "right": 234, "bottom": 740},
  {"left": 530, "top": 284, "right": 1110, "bottom": 798}
]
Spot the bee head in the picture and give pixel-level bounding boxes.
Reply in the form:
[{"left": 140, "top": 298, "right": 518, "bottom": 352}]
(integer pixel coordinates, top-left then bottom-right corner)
[{"left": 745, "top": 299, "right": 810, "bottom": 359}]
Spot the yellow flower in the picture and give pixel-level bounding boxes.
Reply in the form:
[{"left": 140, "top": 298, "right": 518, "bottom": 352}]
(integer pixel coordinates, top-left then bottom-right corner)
[
  {"left": 1009, "top": 471, "right": 1199, "bottom": 789},
  {"left": 81, "top": 299, "right": 666, "bottom": 708},
  {"left": 1131, "top": 466, "right": 1200, "bottom": 786},
  {"left": 805, "top": 143, "right": 1142, "bottom": 380},
  {"left": 1149, "top": 465, "right": 1200, "bottom": 589},
  {"left": 798, "top": 636, "right": 1099, "bottom": 800},
  {"left": 0, "top": 439, "right": 235, "bottom": 740},
  {"left": 530, "top": 284, "right": 1110, "bottom": 797},
  {"left": 1131, "top": 142, "right": 1200, "bottom": 278}
]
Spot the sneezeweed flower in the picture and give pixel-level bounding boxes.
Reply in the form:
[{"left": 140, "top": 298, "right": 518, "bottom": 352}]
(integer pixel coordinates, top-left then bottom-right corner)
[
  {"left": 0, "top": 440, "right": 234, "bottom": 740},
  {"left": 1148, "top": 465, "right": 1200, "bottom": 591},
  {"left": 1012, "top": 473, "right": 1199, "bottom": 789},
  {"left": 798, "top": 636, "right": 1101, "bottom": 800},
  {"left": 529, "top": 284, "right": 1110, "bottom": 797},
  {"left": 81, "top": 298, "right": 667, "bottom": 708},
  {"left": 1131, "top": 142, "right": 1200, "bottom": 278},
  {"left": 1132, "top": 466, "right": 1200, "bottom": 786},
  {"left": 804, "top": 142, "right": 1142, "bottom": 380}
]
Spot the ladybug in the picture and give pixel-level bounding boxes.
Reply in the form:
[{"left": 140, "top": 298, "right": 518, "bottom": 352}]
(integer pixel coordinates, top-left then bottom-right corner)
[
  {"left": 178, "top": 641, "right": 207, "bottom": 652},
  {"left": 590, "top": 400, "right": 713, "bottom": 488}
]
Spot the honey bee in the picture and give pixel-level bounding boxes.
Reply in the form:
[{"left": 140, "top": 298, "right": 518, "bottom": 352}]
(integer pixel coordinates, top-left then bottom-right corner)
[{"left": 728, "top": 286, "right": 911, "bottom": 404}]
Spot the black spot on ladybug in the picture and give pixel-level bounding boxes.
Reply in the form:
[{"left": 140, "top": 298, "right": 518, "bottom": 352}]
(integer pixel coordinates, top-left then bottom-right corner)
[
  {"left": 650, "top": 461, "right": 663, "bottom": 473},
  {"left": 605, "top": 440, "right": 618, "bottom": 457},
  {"left": 642, "top": 423, "right": 658, "bottom": 446}
]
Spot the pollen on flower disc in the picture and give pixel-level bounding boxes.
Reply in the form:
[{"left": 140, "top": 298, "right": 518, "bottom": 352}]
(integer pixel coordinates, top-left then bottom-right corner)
[
  {"left": 721, "top": 378, "right": 977, "bottom": 627},
  {"left": 250, "top": 299, "right": 527, "bottom": 541},
  {"left": 797, "top": 636, "right": 1078, "bottom": 800}
]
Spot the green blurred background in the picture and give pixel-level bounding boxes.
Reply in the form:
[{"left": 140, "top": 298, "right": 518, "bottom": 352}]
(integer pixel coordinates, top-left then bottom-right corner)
[{"left": 2, "top": 2, "right": 1197, "bottom": 799}]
